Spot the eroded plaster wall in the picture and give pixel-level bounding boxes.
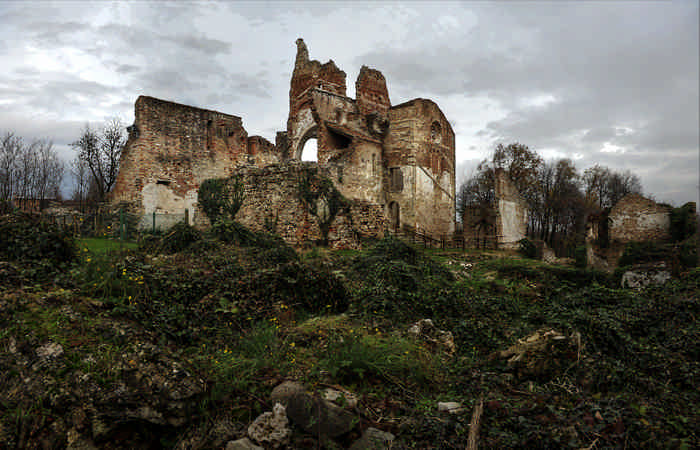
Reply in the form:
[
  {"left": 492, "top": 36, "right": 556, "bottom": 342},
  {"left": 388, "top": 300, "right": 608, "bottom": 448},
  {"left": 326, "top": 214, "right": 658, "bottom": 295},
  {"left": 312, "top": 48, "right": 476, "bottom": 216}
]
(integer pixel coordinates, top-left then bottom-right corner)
[{"left": 494, "top": 169, "right": 528, "bottom": 249}]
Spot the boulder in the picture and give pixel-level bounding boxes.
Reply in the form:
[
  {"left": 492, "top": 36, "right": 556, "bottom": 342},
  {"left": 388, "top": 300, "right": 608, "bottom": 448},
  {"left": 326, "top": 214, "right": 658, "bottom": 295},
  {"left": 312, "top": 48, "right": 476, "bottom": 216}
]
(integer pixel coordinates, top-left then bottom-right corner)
[
  {"left": 349, "top": 427, "right": 395, "bottom": 450},
  {"left": 437, "top": 401, "right": 464, "bottom": 414},
  {"left": 247, "top": 402, "right": 291, "bottom": 448},
  {"left": 226, "top": 437, "right": 264, "bottom": 450},
  {"left": 323, "top": 387, "right": 359, "bottom": 408},
  {"left": 499, "top": 329, "right": 582, "bottom": 379},
  {"left": 621, "top": 263, "right": 671, "bottom": 289},
  {"left": 270, "top": 381, "right": 357, "bottom": 439},
  {"left": 407, "top": 319, "right": 456, "bottom": 355}
]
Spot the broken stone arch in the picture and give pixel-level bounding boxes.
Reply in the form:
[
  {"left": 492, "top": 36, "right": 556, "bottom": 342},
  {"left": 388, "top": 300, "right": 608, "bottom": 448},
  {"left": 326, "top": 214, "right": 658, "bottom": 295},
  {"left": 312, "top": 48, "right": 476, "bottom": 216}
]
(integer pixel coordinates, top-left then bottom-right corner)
[{"left": 294, "top": 124, "right": 318, "bottom": 160}]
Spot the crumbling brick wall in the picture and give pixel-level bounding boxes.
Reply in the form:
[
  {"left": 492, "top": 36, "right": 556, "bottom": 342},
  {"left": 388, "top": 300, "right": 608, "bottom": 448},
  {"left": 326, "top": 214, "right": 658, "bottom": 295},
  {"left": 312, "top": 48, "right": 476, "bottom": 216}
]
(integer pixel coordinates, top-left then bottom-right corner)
[
  {"left": 609, "top": 193, "right": 671, "bottom": 243},
  {"left": 111, "top": 96, "right": 249, "bottom": 228},
  {"left": 228, "top": 163, "right": 385, "bottom": 248},
  {"left": 356, "top": 65, "right": 391, "bottom": 117},
  {"left": 385, "top": 99, "right": 456, "bottom": 237},
  {"left": 111, "top": 38, "right": 456, "bottom": 242},
  {"left": 585, "top": 194, "right": 671, "bottom": 271}
]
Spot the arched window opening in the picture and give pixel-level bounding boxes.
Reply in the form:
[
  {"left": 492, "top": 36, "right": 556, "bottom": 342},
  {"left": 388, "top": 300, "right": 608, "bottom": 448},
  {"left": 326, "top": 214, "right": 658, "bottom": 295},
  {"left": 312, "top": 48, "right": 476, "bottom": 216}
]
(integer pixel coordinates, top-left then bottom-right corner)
[{"left": 301, "top": 138, "right": 318, "bottom": 162}]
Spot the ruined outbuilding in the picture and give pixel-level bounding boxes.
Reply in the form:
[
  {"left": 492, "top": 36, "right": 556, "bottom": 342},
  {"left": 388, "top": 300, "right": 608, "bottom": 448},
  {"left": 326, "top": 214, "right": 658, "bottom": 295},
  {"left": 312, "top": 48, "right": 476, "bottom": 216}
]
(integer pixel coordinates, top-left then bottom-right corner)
[
  {"left": 462, "top": 169, "right": 528, "bottom": 249},
  {"left": 586, "top": 193, "right": 672, "bottom": 270},
  {"left": 111, "top": 39, "right": 456, "bottom": 246}
]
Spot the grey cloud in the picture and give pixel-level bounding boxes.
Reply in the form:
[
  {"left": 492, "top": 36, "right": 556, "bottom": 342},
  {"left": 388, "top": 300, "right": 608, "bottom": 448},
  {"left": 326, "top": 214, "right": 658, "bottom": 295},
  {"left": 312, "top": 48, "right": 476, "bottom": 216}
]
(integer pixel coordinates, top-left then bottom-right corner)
[
  {"left": 137, "top": 69, "right": 204, "bottom": 94},
  {"left": 0, "top": 112, "right": 87, "bottom": 148},
  {"left": 13, "top": 66, "right": 40, "bottom": 77},
  {"left": 116, "top": 64, "right": 140, "bottom": 75},
  {"left": 166, "top": 34, "right": 231, "bottom": 55},
  {"left": 582, "top": 128, "right": 617, "bottom": 143},
  {"left": 224, "top": 2, "right": 338, "bottom": 21}
]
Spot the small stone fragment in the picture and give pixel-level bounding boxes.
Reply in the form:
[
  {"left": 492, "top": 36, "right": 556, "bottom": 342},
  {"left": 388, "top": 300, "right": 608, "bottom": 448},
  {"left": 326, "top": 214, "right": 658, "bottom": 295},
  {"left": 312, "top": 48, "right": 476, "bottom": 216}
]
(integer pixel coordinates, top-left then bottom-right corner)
[
  {"left": 349, "top": 427, "right": 395, "bottom": 450},
  {"left": 36, "top": 342, "right": 64, "bottom": 360},
  {"left": 226, "top": 437, "right": 263, "bottom": 450},
  {"left": 437, "top": 401, "right": 464, "bottom": 414},
  {"left": 247, "top": 402, "right": 291, "bottom": 448}
]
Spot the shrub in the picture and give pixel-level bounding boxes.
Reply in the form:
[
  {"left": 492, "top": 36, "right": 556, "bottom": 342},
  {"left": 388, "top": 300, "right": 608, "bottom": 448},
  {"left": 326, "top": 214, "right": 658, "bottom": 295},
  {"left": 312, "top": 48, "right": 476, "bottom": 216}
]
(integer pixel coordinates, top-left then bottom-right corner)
[
  {"left": 0, "top": 213, "right": 76, "bottom": 264},
  {"left": 618, "top": 241, "right": 670, "bottom": 267},
  {"left": 678, "top": 235, "right": 698, "bottom": 268},
  {"left": 199, "top": 177, "right": 245, "bottom": 223},
  {"left": 670, "top": 202, "right": 697, "bottom": 242},
  {"left": 210, "top": 218, "right": 288, "bottom": 250},
  {"left": 518, "top": 238, "right": 538, "bottom": 259},
  {"left": 348, "top": 236, "right": 456, "bottom": 320},
  {"left": 140, "top": 220, "right": 201, "bottom": 254}
]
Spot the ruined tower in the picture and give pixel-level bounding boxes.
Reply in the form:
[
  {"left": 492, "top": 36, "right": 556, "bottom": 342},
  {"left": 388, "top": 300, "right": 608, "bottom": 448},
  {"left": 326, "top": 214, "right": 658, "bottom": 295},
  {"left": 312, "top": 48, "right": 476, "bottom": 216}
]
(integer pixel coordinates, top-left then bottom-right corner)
[{"left": 112, "top": 38, "right": 456, "bottom": 241}]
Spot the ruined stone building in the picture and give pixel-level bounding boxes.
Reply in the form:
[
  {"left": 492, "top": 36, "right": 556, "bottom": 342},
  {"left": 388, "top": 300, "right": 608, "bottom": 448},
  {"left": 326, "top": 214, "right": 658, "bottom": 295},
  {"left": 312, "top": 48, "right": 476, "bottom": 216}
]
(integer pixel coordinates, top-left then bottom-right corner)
[
  {"left": 111, "top": 39, "right": 456, "bottom": 246},
  {"left": 462, "top": 169, "right": 528, "bottom": 249},
  {"left": 586, "top": 193, "right": 672, "bottom": 270}
]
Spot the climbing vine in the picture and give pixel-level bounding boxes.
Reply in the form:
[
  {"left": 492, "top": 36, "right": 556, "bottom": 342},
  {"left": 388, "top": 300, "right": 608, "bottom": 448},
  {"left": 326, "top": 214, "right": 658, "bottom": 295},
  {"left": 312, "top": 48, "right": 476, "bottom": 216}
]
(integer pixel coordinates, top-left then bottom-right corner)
[
  {"left": 297, "top": 167, "right": 350, "bottom": 246},
  {"left": 198, "top": 176, "right": 245, "bottom": 223}
]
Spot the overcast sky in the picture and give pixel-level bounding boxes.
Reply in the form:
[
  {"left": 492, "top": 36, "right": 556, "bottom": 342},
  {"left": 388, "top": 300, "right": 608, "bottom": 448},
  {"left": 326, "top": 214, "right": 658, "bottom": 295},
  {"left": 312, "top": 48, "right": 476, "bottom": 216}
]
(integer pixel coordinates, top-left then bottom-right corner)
[{"left": 1, "top": 1, "right": 698, "bottom": 205}]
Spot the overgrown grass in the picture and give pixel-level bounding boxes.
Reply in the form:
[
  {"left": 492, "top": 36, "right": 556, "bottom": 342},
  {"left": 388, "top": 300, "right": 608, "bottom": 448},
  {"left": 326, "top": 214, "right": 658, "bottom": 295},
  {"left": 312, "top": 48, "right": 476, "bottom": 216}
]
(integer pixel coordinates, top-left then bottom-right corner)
[
  {"left": 79, "top": 237, "right": 138, "bottom": 254},
  {"left": 1, "top": 213, "right": 697, "bottom": 449}
]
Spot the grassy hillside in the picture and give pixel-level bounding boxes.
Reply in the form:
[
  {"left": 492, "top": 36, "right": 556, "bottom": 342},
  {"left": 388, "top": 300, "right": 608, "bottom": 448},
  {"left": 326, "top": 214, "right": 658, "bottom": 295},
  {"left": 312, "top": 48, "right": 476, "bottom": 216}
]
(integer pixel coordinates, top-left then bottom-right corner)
[{"left": 0, "top": 214, "right": 697, "bottom": 449}]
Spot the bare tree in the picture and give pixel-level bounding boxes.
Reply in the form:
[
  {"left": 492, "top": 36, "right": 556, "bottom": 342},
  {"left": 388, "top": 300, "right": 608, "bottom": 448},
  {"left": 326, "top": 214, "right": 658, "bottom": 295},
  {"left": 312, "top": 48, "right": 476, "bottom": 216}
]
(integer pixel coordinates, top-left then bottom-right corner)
[
  {"left": 0, "top": 132, "right": 22, "bottom": 212},
  {"left": 70, "top": 156, "right": 91, "bottom": 212},
  {"left": 33, "top": 139, "right": 64, "bottom": 207},
  {"left": 583, "top": 164, "right": 642, "bottom": 210},
  {"left": 0, "top": 131, "right": 64, "bottom": 212},
  {"left": 71, "top": 118, "right": 126, "bottom": 203}
]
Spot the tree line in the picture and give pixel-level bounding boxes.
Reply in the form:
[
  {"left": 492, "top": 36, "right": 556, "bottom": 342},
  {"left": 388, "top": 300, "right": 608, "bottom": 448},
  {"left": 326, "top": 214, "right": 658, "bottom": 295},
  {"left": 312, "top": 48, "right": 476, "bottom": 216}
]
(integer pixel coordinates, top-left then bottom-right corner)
[
  {"left": 0, "top": 119, "right": 127, "bottom": 214},
  {"left": 0, "top": 132, "right": 64, "bottom": 213},
  {"left": 457, "top": 143, "right": 643, "bottom": 256}
]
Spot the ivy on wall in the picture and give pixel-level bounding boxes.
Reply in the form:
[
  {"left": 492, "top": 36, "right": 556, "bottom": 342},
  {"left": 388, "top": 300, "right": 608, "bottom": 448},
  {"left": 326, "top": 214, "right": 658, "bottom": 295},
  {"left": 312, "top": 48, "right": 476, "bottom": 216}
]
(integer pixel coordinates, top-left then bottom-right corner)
[
  {"left": 198, "top": 177, "right": 245, "bottom": 223},
  {"left": 297, "top": 167, "right": 349, "bottom": 246}
]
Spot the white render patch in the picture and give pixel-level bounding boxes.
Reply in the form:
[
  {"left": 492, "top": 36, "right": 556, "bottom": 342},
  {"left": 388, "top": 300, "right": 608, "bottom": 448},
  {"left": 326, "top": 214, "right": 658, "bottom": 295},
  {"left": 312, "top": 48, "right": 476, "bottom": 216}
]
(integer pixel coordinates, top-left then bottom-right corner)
[
  {"left": 498, "top": 199, "right": 526, "bottom": 247},
  {"left": 139, "top": 183, "right": 197, "bottom": 229}
]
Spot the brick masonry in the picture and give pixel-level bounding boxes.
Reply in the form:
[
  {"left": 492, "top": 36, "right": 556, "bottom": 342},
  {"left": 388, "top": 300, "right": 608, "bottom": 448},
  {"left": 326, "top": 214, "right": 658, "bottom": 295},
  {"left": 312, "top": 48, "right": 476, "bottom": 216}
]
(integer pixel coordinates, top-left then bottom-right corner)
[
  {"left": 111, "top": 38, "right": 456, "bottom": 244},
  {"left": 229, "top": 162, "right": 386, "bottom": 249},
  {"left": 585, "top": 193, "right": 671, "bottom": 271}
]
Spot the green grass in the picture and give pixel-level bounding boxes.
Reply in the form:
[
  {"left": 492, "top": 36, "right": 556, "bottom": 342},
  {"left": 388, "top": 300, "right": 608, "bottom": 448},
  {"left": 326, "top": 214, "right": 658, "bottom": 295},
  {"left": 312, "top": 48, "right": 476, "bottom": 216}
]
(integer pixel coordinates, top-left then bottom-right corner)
[{"left": 78, "top": 237, "right": 138, "bottom": 254}]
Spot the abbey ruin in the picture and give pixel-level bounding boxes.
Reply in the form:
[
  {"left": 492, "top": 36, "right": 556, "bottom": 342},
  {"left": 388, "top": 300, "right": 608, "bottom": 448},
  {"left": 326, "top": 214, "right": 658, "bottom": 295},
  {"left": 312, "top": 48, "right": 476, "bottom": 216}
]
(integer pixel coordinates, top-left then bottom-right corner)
[{"left": 111, "top": 39, "right": 456, "bottom": 247}]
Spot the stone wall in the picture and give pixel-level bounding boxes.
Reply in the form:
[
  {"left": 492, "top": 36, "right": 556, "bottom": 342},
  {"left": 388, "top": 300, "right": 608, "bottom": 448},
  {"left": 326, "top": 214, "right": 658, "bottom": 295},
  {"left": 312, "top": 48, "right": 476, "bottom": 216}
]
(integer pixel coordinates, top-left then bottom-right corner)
[
  {"left": 494, "top": 169, "right": 528, "bottom": 249},
  {"left": 585, "top": 194, "right": 671, "bottom": 271},
  {"left": 229, "top": 163, "right": 385, "bottom": 249},
  {"left": 355, "top": 65, "right": 390, "bottom": 117},
  {"left": 111, "top": 96, "right": 249, "bottom": 227},
  {"left": 385, "top": 99, "right": 456, "bottom": 237},
  {"left": 111, "top": 38, "right": 456, "bottom": 242},
  {"left": 609, "top": 193, "right": 671, "bottom": 243}
]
